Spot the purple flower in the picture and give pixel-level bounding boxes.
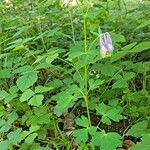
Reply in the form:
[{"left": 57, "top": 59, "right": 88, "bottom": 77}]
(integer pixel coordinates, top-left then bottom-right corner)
[{"left": 99, "top": 32, "right": 114, "bottom": 58}]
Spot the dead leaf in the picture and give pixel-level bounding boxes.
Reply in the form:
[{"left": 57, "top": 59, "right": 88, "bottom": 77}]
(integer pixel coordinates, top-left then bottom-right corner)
[{"left": 123, "top": 139, "right": 135, "bottom": 149}]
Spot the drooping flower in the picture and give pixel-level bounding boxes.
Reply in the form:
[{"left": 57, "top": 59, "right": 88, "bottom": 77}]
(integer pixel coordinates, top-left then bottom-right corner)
[{"left": 99, "top": 32, "right": 114, "bottom": 58}]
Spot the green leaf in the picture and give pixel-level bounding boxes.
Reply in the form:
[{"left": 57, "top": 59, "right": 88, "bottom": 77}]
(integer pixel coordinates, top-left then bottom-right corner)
[
  {"left": 111, "top": 33, "right": 126, "bottom": 43},
  {"left": 67, "top": 42, "right": 84, "bottom": 61},
  {"left": 131, "top": 134, "right": 150, "bottom": 150},
  {"left": 33, "top": 55, "right": 46, "bottom": 65},
  {"left": 54, "top": 94, "right": 75, "bottom": 117},
  {"left": 46, "top": 50, "right": 58, "bottom": 64},
  {"left": 35, "top": 86, "right": 53, "bottom": 93},
  {"left": 130, "top": 41, "right": 150, "bottom": 53},
  {"left": 88, "top": 126, "right": 97, "bottom": 136},
  {"left": 20, "top": 89, "right": 34, "bottom": 102},
  {"left": 29, "top": 125, "right": 40, "bottom": 133},
  {"left": 96, "top": 103, "right": 123, "bottom": 125},
  {"left": 73, "top": 128, "right": 88, "bottom": 143},
  {"left": 74, "top": 49, "right": 99, "bottom": 69},
  {"left": 7, "top": 111, "right": 18, "bottom": 124},
  {"left": 0, "top": 113, "right": 18, "bottom": 133},
  {"left": 74, "top": 116, "right": 97, "bottom": 143},
  {"left": 123, "top": 72, "right": 135, "bottom": 81},
  {"left": 111, "top": 51, "right": 128, "bottom": 62},
  {"left": 48, "top": 79, "right": 63, "bottom": 89},
  {"left": 22, "top": 125, "right": 40, "bottom": 140},
  {"left": 96, "top": 103, "right": 111, "bottom": 115},
  {"left": 9, "top": 86, "right": 18, "bottom": 94},
  {"left": 75, "top": 116, "right": 89, "bottom": 128},
  {"left": 0, "top": 69, "right": 11, "bottom": 79},
  {"left": 111, "top": 42, "right": 137, "bottom": 62},
  {"left": 13, "top": 65, "right": 33, "bottom": 74},
  {"left": 97, "top": 63, "right": 118, "bottom": 77},
  {"left": 30, "top": 144, "right": 49, "bottom": 150},
  {"left": 89, "top": 79, "right": 105, "bottom": 90},
  {"left": 0, "top": 140, "right": 9, "bottom": 150},
  {"left": 28, "top": 94, "right": 44, "bottom": 107},
  {"left": 101, "top": 116, "right": 111, "bottom": 125},
  {"left": 26, "top": 107, "right": 50, "bottom": 126},
  {"left": 53, "top": 85, "right": 81, "bottom": 117},
  {"left": 112, "top": 79, "right": 128, "bottom": 89},
  {"left": 7, "top": 128, "right": 22, "bottom": 145},
  {"left": 0, "top": 90, "right": 9, "bottom": 101},
  {"left": 137, "top": 20, "right": 150, "bottom": 29},
  {"left": 106, "top": 108, "right": 123, "bottom": 122},
  {"left": 0, "top": 122, "right": 11, "bottom": 133},
  {"left": 16, "top": 71, "right": 38, "bottom": 92},
  {"left": 0, "top": 86, "right": 18, "bottom": 103},
  {"left": 73, "top": 126, "right": 97, "bottom": 143},
  {"left": 73, "top": 71, "right": 84, "bottom": 89},
  {"left": 4, "top": 93, "right": 18, "bottom": 103},
  {"left": 27, "top": 113, "right": 50, "bottom": 126},
  {"left": 92, "top": 131, "right": 122, "bottom": 150},
  {"left": 127, "top": 121, "right": 149, "bottom": 137},
  {"left": 25, "top": 133, "right": 38, "bottom": 144}
]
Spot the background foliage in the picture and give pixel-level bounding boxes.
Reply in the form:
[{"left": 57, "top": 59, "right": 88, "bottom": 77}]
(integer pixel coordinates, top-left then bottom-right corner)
[{"left": 0, "top": 0, "right": 150, "bottom": 149}]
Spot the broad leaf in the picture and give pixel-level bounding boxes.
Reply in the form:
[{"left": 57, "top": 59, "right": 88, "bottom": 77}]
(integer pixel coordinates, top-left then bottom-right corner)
[
  {"left": 67, "top": 42, "right": 84, "bottom": 61},
  {"left": 73, "top": 129, "right": 88, "bottom": 143},
  {"left": 92, "top": 131, "right": 122, "bottom": 150},
  {"left": 112, "top": 79, "right": 128, "bottom": 89},
  {"left": 7, "top": 111, "right": 18, "bottom": 124},
  {"left": 89, "top": 79, "right": 105, "bottom": 90},
  {"left": 28, "top": 94, "right": 44, "bottom": 107},
  {"left": 130, "top": 41, "right": 150, "bottom": 53},
  {"left": 75, "top": 116, "right": 89, "bottom": 128},
  {"left": 137, "top": 20, "right": 150, "bottom": 29},
  {"left": 73, "top": 116, "right": 97, "bottom": 143},
  {"left": 25, "top": 133, "right": 38, "bottom": 144},
  {"left": 96, "top": 103, "right": 123, "bottom": 125},
  {"left": 46, "top": 50, "right": 58, "bottom": 64},
  {"left": 74, "top": 49, "right": 99, "bottom": 69},
  {"left": 111, "top": 33, "right": 126, "bottom": 43},
  {"left": 111, "top": 42, "right": 137, "bottom": 62},
  {"left": 7, "top": 128, "right": 22, "bottom": 145},
  {"left": 0, "top": 140, "right": 9, "bottom": 150},
  {"left": 127, "top": 121, "right": 149, "bottom": 137},
  {"left": 16, "top": 71, "right": 38, "bottom": 92},
  {"left": 35, "top": 86, "right": 53, "bottom": 93},
  {"left": 53, "top": 85, "right": 81, "bottom": 117},
  {"left": 0, "top": 90, "right": 9, "bottom": 101},
  {"left": 20, "top": 89, "right": 34, "bottom": 102},
  {"left": 131, "top": 134, "right": 150, "bottom": 150}
]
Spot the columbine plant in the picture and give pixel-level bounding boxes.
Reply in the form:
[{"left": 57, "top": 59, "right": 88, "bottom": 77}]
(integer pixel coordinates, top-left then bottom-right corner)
[{"left": 99, "top": 32, "right": 114, "bottom": 58}]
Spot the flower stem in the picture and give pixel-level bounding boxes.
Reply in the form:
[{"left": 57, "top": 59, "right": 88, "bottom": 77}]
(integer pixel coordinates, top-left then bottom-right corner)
[
  {"left": 143, "top": 71, "right": 147, "bottom": 91},
  {"left": 84, "top": 95, "right": 91, "bottom": 126},
  {"left": 83, "top": 13, "right": 91, "bottom": 127},
  {"left": 68, "top": 9, "right": 76, "bottom": 44}
]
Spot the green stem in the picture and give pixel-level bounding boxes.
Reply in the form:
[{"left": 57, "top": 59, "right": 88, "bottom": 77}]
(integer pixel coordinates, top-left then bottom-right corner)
[
  {"left": 68, "top": 9, "right": 76, "bottom": 44},
  {"left": 143, "top": 71, "right": 147, "bottom": 91},
  {"left": 37, "top": 17, "right": 46, "bottom": 51},
  {"left": 83, "top": 15, "right": 88, "bottom": 91},
  {"left": 84, "top": 95, "right": 91, "bottom": 126},
  {"left": 83, "top": 13, "right": 91, "bottom": 127}
]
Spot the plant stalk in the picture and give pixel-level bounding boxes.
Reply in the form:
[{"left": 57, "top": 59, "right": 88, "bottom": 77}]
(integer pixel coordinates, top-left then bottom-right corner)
[{"left": 83, "top": 13, "right": 91, "bottom": 127}]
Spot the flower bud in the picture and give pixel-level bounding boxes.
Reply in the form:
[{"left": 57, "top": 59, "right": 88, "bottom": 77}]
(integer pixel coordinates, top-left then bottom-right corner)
[{"left": 99, "top": 32, "right": 114, "bottom": 58}]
